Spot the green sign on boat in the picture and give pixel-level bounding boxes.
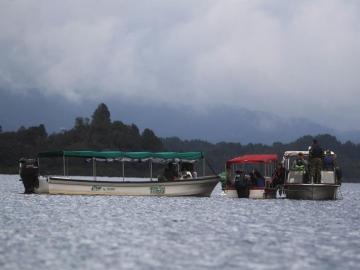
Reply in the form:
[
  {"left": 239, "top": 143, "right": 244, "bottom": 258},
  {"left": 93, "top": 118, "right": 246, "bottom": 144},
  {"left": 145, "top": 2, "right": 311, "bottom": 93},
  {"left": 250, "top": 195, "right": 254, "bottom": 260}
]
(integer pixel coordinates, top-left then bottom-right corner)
[{"left": 150, "top": 186, "right": 165, "bottom": 195}]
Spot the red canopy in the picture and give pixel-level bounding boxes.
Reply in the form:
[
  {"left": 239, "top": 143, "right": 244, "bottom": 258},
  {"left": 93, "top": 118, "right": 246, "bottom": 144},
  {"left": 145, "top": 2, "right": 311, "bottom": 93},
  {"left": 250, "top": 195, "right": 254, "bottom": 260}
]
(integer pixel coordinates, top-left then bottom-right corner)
[{"left": 227, "top": 154, "right": 278, "bottom": 166}]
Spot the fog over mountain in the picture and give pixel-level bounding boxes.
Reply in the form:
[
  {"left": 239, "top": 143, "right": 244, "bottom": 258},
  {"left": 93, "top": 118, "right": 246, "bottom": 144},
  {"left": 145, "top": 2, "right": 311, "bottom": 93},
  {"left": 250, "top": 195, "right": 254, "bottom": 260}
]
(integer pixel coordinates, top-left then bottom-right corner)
[
  {"left": 1, "top": 1, "right": 360, "bottom": 141},
  {"left": 0, "top": 91, "right": 359, "bottom": 144}
]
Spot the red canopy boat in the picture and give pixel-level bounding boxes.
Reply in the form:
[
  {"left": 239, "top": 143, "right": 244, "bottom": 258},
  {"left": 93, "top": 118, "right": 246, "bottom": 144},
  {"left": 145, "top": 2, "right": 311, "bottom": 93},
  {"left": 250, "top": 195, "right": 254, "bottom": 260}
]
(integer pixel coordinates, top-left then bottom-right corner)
[
  {"left": 227, "top": 154, "right": 278, "bottom": 165},
  {"left": 223, "top": 154, "right": 279, "bottom": 199}
]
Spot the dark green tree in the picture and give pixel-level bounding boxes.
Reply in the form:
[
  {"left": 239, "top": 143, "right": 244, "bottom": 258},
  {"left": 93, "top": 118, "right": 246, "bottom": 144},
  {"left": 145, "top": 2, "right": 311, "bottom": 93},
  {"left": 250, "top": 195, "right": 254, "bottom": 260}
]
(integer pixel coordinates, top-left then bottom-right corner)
[
  {"left": 89, "top": 103, "right": 112, "bottom": 148},
  {"left": 74, "top": 117, "right": 89, "bottom": 130},
  {"left": 91, "top": 103, "right": 111, "bottom": 129},
  {"left": 142, "top": 128, "right": 163, "bottom": 151}
]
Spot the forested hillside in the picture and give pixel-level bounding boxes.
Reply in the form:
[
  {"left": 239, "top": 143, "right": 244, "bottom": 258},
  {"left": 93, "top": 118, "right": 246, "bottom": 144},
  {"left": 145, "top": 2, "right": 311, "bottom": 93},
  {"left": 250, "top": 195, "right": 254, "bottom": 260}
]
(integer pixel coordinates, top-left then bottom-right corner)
[
  {"left": 0, "top": 103, "right": 163, "bottom": 176},
  {"left": 162, "top": 135, "right": 360, "bottom": 181},
  {"left": 1, "top": 103, "right": 359, "bottom": 181}
]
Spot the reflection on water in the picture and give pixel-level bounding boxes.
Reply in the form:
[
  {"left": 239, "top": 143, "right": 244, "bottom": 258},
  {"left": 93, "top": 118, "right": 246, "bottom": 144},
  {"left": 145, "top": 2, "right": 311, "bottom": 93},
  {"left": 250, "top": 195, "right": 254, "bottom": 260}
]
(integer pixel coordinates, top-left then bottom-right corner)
[{"left": 0, "top": 175, "right": 359, "bottom": 270}]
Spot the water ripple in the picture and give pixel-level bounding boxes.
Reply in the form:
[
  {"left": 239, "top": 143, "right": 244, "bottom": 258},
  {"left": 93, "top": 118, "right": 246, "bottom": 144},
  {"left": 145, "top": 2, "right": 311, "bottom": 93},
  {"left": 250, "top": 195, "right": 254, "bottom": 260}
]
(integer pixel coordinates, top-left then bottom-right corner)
[{"left": 0, "top": 175, "right": 359, "bottom": 270}]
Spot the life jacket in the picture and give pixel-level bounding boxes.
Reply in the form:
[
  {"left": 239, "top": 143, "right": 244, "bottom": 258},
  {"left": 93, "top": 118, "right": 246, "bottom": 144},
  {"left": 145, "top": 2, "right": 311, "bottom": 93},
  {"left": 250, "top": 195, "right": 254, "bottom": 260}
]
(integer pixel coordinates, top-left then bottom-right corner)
[
  {"left": 296, "top": 159, "right": 305, "bottom": 166},
  {"left": 295, "top": 164, "right": 305, "bottom": 171}
]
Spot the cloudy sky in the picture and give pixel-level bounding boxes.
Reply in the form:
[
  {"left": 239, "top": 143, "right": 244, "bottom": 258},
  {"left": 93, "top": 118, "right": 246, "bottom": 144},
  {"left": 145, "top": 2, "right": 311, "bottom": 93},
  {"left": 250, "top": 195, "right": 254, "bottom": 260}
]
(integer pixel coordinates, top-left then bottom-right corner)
[{"left": 1, "top": 0, "right": 360, "bottom": 131}]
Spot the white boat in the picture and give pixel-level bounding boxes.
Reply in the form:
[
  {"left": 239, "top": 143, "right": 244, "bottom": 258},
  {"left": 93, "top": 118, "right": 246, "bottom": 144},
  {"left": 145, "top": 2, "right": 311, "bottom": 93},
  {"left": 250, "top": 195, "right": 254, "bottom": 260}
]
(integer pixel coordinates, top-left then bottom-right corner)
[
  {"left": 19, "top": 151, "right": 219, "bottom": 197},
  {"left": 282, "top": 151, "right": 341, "bottom": 200},
  {"left": 37, "top": 176, "right": 217, "bottom": 196},
  {"left": 222, "top": 154, "right": 279, "bottom": 199}
]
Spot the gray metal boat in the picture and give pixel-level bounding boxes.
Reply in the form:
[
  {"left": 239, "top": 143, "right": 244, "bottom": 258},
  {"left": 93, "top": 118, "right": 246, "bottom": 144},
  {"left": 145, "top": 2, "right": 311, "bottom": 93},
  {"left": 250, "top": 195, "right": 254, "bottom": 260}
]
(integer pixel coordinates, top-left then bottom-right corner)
[
  {"left": 283, "top": 151, "right": 341, "bottom": 200},
  {"left": 285, "top": 183, "right": 340, "bottom": 200}
]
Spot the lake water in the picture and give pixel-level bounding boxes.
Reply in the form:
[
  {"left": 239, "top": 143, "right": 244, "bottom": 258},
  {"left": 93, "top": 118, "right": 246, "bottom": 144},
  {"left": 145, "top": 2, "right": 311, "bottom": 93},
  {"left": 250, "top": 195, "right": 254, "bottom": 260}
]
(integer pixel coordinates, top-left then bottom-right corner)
[{"left": 0, "top": 175, "right": 359, "bottom": 270}]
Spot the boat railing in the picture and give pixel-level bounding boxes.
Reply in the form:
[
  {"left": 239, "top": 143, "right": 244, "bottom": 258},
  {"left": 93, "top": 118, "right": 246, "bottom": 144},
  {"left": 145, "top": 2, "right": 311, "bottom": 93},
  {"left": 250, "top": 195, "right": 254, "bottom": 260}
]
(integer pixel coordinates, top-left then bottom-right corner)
[{"left": 286, "top": 169, "right": 338, "bottom": 185}]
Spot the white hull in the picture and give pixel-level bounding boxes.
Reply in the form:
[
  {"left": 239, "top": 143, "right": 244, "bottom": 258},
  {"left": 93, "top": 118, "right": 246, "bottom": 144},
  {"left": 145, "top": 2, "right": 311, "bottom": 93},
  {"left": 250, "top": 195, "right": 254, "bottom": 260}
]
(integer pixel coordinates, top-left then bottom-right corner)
[
  {"left": 36, "top": 177, "right": 49, "bottom": 194},
  {"left": 35, "top": 176, "right": 219, "bottom": 197},
  {"left": 249, "top": 189, "right": 266, "bottom": 199},
  {"left": 222, "top": 189, "right": 238, "bottom": 198},
  {"left": 223, "top": 187, "right": 275, "bottom": 199}
]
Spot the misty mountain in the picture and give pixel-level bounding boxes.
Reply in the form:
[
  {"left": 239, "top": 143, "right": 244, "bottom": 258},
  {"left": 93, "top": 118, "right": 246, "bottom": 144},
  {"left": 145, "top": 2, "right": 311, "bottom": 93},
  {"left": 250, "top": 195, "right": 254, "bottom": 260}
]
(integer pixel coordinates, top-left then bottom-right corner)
[
  {"left": 1, "top": 90, "right": 360, "bottom": 144},
  {"left": 134, "top": 106, "right": 336, "bottom": 144}
]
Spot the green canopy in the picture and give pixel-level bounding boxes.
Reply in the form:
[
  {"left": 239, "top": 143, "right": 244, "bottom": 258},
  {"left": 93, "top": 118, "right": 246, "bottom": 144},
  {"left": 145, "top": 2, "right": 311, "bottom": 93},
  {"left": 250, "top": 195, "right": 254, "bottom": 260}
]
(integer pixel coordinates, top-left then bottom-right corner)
[
  {"left": 38, "top": 150, "right": 204, "bottom": 162},
  {"left": 37, "top": 150, "right": 124, "bottom": 159}
]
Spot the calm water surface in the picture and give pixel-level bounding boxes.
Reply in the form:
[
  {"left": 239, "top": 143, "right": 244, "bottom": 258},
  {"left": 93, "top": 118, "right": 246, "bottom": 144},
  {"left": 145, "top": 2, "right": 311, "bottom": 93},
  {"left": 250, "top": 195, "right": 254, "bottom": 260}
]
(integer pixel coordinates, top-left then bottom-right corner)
[{"left": 0, "top": 175, "right": 359, "bottom": 270}]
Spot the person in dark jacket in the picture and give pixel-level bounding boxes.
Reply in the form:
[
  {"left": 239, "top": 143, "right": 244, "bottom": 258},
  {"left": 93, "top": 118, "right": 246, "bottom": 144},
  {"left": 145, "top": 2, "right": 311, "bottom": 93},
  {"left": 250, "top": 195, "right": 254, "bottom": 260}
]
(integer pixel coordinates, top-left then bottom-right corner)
[
  {"left": 271, "top": 163, "right": 285, "bottom": 187},
  {"left": 323, "top": 150, "right": 336, "bottom": 171},
  {"left": 235, "top": 170, "right": 250, "bottom": 197},
  {"left": 252, "top": 169, "right": 265, "bottom": 187},
  {"left": 309, "top": 139, "right": 324, "bottom": 184},
  {"left": 163, "top": 162, "right": 178, "bottom": 181}
]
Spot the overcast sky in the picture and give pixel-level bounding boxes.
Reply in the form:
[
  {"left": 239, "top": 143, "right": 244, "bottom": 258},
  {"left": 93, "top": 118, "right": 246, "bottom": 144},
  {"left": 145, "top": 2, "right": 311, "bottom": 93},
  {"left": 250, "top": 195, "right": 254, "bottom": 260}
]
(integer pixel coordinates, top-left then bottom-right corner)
[{"left": 1, "top": 0, "right": 360, "bottom": 131}]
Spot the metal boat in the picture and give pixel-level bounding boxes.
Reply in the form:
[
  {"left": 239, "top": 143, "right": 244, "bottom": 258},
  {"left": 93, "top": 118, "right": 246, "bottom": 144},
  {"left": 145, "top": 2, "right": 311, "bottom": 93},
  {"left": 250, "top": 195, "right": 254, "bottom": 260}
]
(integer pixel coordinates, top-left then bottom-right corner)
[
  {"left": 283, "top": 151, "right": 341, "bottom": 200},
  {"left": 284, "top": 183, "right": 339, "bottom": 200}
]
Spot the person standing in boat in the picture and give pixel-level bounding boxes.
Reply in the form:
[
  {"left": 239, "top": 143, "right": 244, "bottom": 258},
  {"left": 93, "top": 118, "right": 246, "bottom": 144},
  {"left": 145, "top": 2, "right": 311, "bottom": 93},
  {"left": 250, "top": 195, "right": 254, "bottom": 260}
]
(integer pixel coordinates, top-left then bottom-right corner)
[
  {"left": 323, "top": 151, "right": 342, "bottom": 184},
  {"left": 323, "top": 150, "right": 336, "bottom": 171},
  {"left": 271, "top": 163, "right": 285, "bottom": 187},
  {"left": 309, "top": 139, "right": 324, "bottom": 184},
  {"left": 235, "top": 170, "right": 250, "bottom": 197},
  {"left": 252, "top": 169, "right": 265, "bottom": 187}
]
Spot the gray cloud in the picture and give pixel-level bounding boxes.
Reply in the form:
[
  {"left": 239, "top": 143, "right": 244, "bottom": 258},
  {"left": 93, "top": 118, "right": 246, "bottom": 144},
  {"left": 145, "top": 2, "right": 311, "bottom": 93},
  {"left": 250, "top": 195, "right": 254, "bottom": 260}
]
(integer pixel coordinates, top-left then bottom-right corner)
[{"left": 0, "top": 0, "right": 360, "bottom": 130}]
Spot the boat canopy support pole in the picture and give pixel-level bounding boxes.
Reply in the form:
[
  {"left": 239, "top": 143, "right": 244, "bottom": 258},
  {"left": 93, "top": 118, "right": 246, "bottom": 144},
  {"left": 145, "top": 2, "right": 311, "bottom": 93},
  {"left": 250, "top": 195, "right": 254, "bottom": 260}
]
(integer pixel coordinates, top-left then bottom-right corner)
[
  {"left": 63, "top": 155, "right": 66, "bottom": 176},
  {"left": 37, "top": 157, "right": 41, "bottom": 176},
  {"left": 66, "top": 157, "right": 69, "bottom": 176},
  {"left": 203, "top": 158, "right": 205, "bottom": 176},
  {"left": 93, "top": 157, "right": 96, "bottom": 180},
  {"left": 286, "top": 158, "right": 290, "bottom": 184},
  {"left": 264, "top": 163, "right": 267, "bottom": 176},
  {"left": 150, "top": 159, "right": 153, "bottom": 181},
  {"left": 122, "top": 160, "right": 125, "bottom": 182}
]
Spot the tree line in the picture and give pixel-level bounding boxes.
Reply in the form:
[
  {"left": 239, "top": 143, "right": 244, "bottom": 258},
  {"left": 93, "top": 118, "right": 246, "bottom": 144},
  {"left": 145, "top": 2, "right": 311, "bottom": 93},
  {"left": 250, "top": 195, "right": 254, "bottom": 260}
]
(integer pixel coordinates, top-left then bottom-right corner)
[
  {"left": 0, "top": 103, "right": 359, "bottom": 181},
  {"left": 162, "top": 135, "right": 360, "bottom": 182},
  {"left": 0, "top": 103, "right": 163, "bottom": 176}
]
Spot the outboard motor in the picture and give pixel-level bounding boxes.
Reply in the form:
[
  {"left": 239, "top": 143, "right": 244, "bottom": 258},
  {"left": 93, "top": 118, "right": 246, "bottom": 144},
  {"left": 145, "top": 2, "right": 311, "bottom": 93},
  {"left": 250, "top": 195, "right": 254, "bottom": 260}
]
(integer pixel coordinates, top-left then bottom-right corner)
[
  {"left": 235, "top": 174, "right": 250, "bottom": 198},
  {"left": 19, "top": 158, "right": 39, "bottom": 194}
]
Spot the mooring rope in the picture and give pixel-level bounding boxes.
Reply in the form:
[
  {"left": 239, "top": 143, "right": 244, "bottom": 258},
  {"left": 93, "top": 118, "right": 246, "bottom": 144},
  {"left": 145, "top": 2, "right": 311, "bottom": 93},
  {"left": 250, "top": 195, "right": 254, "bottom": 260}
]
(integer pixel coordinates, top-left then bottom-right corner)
[{"left": 205, "top": 159, "right": 218, "bottom": 175}]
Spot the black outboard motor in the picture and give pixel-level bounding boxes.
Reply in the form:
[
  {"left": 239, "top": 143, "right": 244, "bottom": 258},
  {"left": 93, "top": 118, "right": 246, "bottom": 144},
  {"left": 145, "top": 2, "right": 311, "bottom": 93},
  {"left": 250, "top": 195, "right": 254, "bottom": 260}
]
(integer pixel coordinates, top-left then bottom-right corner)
[
  {"left": 19, "top": 158, "right": 39, "bottom": 194},
  {"left": 235, "top": 174, "right": 250, "bottom": 198}
]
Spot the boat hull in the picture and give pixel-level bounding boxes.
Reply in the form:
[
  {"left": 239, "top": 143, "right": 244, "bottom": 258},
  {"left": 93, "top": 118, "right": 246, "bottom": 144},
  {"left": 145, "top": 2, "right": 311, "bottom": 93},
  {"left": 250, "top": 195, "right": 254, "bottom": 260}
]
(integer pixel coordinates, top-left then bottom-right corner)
[
  {"left": 36, "top": 176, "right": 219, "bottom": 197},
  {"left": 284, "top": 184, "right": 340, "bottom": 200},
  {"left": 223, "top": 187, "right": 277, "bottom": 199}
]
